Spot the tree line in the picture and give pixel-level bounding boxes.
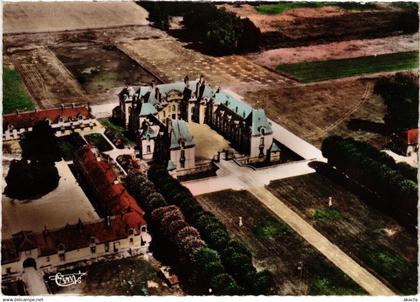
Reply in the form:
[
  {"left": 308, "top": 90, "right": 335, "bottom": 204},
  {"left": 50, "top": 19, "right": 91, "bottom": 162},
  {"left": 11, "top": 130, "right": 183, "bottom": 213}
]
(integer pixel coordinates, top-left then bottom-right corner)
[
  {"left": 125, "top": 171, "right": 245, "bottom": 295},
  {"left": 321, "top": 136, "right": 417, "bottom": 230},
  {"left": 147, "top": 165, "right": 273, "bottom": 295},
  {"left": 139, "top": 2, "right": 261, "bottom": 55},
  {"left": 374, "top": 73, "right": 419, "bottom": 132}
]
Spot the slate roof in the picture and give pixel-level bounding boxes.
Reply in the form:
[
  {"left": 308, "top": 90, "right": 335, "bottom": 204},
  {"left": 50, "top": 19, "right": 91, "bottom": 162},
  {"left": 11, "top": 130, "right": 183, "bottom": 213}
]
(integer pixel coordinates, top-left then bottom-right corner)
[
  {"left": 139, "top": 102, "right": 158, "bottom": 116},
  {"left": 170, "top": 120, "right": 195, "bottom": 149},
  {"left": 250, "top": 109, "right": 273, "bottom": 136},
  {"left": 270, "top": 141, "right": 281, "bottom": 152}
]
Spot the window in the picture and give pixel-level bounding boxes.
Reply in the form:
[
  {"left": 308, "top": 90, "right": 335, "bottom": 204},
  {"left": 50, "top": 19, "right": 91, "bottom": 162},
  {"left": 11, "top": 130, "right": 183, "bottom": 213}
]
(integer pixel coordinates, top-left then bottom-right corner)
[
  {"left": 6, "top": 268, "right": 11, "bottom": 274},
  {"left": 260, "top": 137, "right": 264, "bottom": 146},
  {"left": 172, "top": 105, "right": 176, "bottom": 111},
  {"left": 46, "top": 256, "right": 50, "bottom": 262},
  {"left": 90, "top": 246, "right": 96, "bottom": 254},
  {"left": 146, "top": 145, "right": 151, "bottom": 153},
  {"left": 105, "top": 242, "right": 110, "bottom": 253},
  {"left": 129, "top": 238, "right": 134, "bottom": 244},
  {"left": 261, "top": 128, "right": 265, "bottom": 135},
  {"left": 58, "top": 244, "right": 65, "bottom": 252},
  {"left": 59, "top": 254, "right": 65, "bottom": 262},
  {"left": 141, "top": 226, "right": 147, "bottom": 233},
  {"left": 90, "top": 237, "right": 96, "bottom": 244}
]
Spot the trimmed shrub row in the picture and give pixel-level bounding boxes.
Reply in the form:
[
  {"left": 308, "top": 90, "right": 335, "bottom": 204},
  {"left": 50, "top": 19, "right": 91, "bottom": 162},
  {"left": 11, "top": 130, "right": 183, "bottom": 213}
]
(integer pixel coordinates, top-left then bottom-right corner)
[
  {"left": 321, "top": 136, "right": 417, "bottom": 230},
  {"left": 125, "top": 171, "right": 243, "bottom": 295},
  {"left": 148, "top": 165, "right": 272, "bottom": 295}
]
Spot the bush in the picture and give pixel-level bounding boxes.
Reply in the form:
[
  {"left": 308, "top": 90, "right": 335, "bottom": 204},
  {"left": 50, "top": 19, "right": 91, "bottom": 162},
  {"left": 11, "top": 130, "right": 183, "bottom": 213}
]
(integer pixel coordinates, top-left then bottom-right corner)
[
  {"left": 5, "top": 160, "right": 60, "bottom": 199},
  {"left": 21, "top": 120, "right": 61, "bottom": 162},
  {"left": 210, "top": 273, "right": 244, "bottom": 295}
]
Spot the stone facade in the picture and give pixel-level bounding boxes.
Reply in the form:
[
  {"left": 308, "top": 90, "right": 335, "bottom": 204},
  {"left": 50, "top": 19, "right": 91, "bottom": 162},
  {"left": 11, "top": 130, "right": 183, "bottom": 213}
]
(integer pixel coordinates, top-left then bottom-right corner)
[{"left": 114, "top": 77, "right": 280, "bottom": 171}]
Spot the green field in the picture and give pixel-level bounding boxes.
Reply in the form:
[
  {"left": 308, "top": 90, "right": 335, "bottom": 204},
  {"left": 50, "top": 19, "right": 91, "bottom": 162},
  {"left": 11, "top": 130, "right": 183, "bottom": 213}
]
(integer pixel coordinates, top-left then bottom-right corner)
[
  {"left": 276, "top": 51, "right": 419, "bottom": 83},
  {"left": 3, "top": 68, "right": 35, "bottom": 114},
  {"left": 255, "top": 2, "right": 376, "bottom": 15}
]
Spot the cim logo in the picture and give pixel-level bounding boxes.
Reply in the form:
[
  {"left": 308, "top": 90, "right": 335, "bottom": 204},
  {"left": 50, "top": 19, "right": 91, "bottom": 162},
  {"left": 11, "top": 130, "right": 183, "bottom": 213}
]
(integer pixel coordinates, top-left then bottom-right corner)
[{"left": 49, "top": 271, "right": 87, "bottom": 287}]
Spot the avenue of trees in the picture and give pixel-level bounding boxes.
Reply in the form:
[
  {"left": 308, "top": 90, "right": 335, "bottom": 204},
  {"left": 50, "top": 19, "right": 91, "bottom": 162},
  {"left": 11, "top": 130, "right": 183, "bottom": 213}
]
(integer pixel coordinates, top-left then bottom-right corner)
[
  {"left": 5, "top": 121, "right": 60, "bottom": 199},
  {"left": 125, "top": 171, "right": 244, "bottom": 295},
  {"left": 147, "top": 165, "right": 273, "bottom": 295},
  {"left": 374, "top": 73, "right": 419, "bottom": 132},
  {"left": 321, "top": 135, "right": 417, "bottom": 230},
  {"left": 140, "top": 2, "right": 261, "bottom": 54}
]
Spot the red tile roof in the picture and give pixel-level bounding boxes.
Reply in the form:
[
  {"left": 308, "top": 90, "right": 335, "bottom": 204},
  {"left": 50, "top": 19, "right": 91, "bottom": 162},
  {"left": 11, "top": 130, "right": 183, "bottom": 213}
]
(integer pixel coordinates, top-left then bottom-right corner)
[
  {"left": 1, "top": 216, "right": 141, "bottom": 262},
  {"left": 75, "top": 145, "right": 146, "bottom": 230},
  {"left": 3, "top": 105, "right": 93, "bottom": 130},
  {"left": 399, "top": 129, "right": 418, "bottom": 145}
]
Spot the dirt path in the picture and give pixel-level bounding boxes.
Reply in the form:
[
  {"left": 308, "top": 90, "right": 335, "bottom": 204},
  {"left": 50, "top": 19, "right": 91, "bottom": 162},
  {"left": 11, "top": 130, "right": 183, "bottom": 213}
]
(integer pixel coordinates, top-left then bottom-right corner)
[
  {"left": 249, "top": 187, "right": 394, "bottom": 296},
  {"left": 22, "top": 267, "right": 49, "bottom": 295}
]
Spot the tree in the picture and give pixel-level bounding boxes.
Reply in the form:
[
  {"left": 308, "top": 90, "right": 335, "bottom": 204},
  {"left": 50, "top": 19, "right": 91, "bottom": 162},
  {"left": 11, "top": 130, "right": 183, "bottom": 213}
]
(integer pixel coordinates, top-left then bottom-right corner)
[
  {"left": 145, "top": 192, "right": 167, "bottom": 211},
  {"left": 252, "top": 270, "right": 273, "bottom": 295},
  {"left": 151, "top": 205, "right": 179, "bottom": 222},
  {"left": 210, "top": 273, "right": 243, "bottom": 295},
  {"left": 195, "top": 247, "right": 225, "bottom": 279},
  {"left": 5, "top": 159, "right": 60, "bottom": 199},
  {"left": 21, "top": 120, "right": 61, "bottom": 162}
]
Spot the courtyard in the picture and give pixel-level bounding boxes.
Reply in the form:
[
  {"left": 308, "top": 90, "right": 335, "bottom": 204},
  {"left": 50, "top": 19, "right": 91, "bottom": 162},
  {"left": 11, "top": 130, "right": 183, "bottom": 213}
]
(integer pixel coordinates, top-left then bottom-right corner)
[
  {"left": 2, "top": 159, "right": 99, "bottom": 238},
  {"left": 187, "top": 122, "right": 232, "bottom": 162}
]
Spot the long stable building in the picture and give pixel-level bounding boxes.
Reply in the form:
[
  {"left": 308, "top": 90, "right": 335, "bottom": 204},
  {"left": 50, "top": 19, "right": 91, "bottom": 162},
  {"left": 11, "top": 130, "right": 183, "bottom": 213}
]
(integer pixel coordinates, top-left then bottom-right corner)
[{"left": 1, "top": 145, "right": 151, "bottom": 282}]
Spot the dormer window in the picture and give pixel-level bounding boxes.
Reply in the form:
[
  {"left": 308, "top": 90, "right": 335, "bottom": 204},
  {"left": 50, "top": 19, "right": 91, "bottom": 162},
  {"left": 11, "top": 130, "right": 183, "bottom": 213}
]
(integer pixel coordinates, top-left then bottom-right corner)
[
  {"left": 90, "top": 236, "right": 96, "bottom": 244},
  {"left": 58, "top": 116, "right": 64, "bottom": 123},
  {"left": 129, "top": 228, "right": 136, "bottom": 236},
  {"left": 261, "top": 128, "right": 265, "bottom": 135}
]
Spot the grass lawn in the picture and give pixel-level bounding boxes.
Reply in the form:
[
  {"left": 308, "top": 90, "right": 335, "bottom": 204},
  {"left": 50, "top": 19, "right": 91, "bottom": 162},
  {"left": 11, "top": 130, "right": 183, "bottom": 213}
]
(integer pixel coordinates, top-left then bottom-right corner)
[
  {"left": 357, "top": 244, "right": 417, "bottom": 295},
  {"left": 267, "top": 173, "right": 418, "bottom": 295},
  {"left": 255, "top": 2, "right": 376, "bottom": 15},
  {"left": 58, "top": 133, "right": 86, "bottom": 161},
  {"left": 84, "top": 133, "right": 113, "bottom": 152},
  {"left": 99, "top": 118, "right": 133, "bottom": 145},
  {"left": 197, "top": 189, "right": 366, "bottom": 295},
  {"left": 314, "top": 207, "right": 342, "bottom": 221},
  {"left": 3, "top": 68, "right": 35, "bottom": 114},
  {"left": 276, "top": 51, "right": 419, "bottom": 83}
]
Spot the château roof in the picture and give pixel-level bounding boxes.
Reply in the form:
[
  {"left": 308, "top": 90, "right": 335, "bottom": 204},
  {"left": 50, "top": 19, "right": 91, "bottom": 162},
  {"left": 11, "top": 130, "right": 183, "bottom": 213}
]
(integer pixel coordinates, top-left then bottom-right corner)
[
  {"left": 250, "top": 109, "right": 273, "bottom": 136},
  {"left": 170, "top": 119, "right": 195, "bottom": 149}
]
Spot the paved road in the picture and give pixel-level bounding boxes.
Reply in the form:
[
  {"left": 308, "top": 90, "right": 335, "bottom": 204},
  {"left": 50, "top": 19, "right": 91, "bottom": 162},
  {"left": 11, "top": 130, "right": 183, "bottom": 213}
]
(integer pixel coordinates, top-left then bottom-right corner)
[
  {"left": 185, "top": 158, "right": 395, "bottom": 296},
  {"left": 183, "top": 159, "right": 316, "bottom": 195},
  {"left": 22, "top": 267, "right": 49, "bottom": 295}
]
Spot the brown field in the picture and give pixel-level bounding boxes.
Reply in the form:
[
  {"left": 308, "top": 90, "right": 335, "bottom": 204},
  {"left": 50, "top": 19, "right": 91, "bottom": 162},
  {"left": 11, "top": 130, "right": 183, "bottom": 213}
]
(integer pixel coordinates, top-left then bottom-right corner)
[
  {"left": 9, "top": 47, "right": 86, "bottom": 108},
  {"left": 219, "top": 4, "right": 412, "bottom": 48},
  {"left": 267, "top": 173, "right": 417, "bottom": 293},
  {"left": 118, "top": 37, "right": 293, "bottom": 89},
  {"left": 197, "top": 189, "right": 365, "bottom": 295},
  {"left": 3, "top": 2, "right": 149, "bottom": 34},
  {"left": 245, "top": 77, "right": 389, "bottom": 148},
  {"left": 247, "top": 33, "right": 419, "bottom": 68}
]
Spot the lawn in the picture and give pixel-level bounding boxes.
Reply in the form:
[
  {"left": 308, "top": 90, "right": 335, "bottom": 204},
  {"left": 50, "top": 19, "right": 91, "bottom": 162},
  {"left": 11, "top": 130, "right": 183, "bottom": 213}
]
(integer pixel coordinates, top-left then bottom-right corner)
[
  {"left": 276, "top": 51, "right": 419, "bottom": 83},
  {"left": 99, "top": 118, "right": 134, "bottom": 145},
  {"left": 267, "top": 173, "right": 418, "bottom": 294},
  {"left": 3, "top": 67, "right": 35, "bottom": 114},
  {"left": 254, "top": 2, "right": 376, "bottom": 15},
  {"left": 197, "top": 189, "right": 366, "bottom": 295},
  {"left": 84, "top": 133, "right": 113, "bottom": 152},
  {"left": 58, "top": 133, "right": 86, "bottom": 161},
  {"left": 357, "top": 244, "right": 417, "bottom": 295}
]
